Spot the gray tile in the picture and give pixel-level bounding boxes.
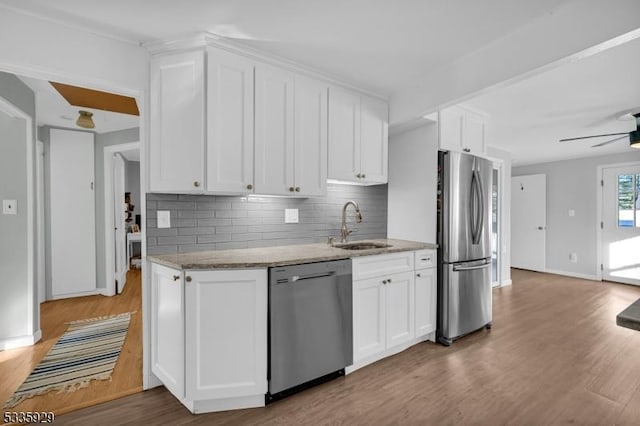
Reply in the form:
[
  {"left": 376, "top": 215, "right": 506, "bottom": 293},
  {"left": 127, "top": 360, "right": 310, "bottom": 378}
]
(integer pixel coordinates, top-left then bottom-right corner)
[
  {"left": 157, "top": 235, "right": 197, "bottom": 245},
  {"left": 178, "top": 243, "right": 217, "bottom": 253},
  {"left": 216, "top": 210, "right": 248, "bottom": 218},
  {"left": 178, "top": 210, "right": 215, "bottom": 219},
  {"left": 178, "top": 227, "right": 216, "bottom": 236},
  {"left": 197, "top": 218, "right": 232, "bottom": 227},
  {"left": 147, "top": 245, "right": 179, "bottom": 255},
  {"left": 197, "top": 233, "right": 232, "bottom": 244},
  {"left": 157, "top": 201, "right": 196, "bottom": 210},
  {"left": 147, "top": 228, "right": 178, "bottom": 237},
  {"left": 147, "top": 193, "right": 178, "bottom": 201},
  {"left": 215, "top": 241, "right": 248, "bottom": 250}
]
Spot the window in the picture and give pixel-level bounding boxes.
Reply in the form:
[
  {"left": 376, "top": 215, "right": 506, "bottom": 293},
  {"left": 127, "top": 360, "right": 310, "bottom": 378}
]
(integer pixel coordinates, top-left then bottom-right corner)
[{"left": 617, "top": 174, "right": 640, "bottom": 227}]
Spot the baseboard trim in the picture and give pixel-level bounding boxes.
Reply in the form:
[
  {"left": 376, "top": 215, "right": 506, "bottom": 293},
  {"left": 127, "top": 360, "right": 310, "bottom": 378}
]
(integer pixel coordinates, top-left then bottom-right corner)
[
  {"left": 50, "top": 289, "right": 102, "bottom": 300},
  {"left": 0, "top": 329, "right": 42, "bottom": 350},
  {"left": 98, "top": 288, "right": 115, "bottom": 297},
  {"left": 500, "top": 279, "right": 512, "bottom": 287},
  {"left": 544, "top": 269, "right": 599, "bottom": 281}
]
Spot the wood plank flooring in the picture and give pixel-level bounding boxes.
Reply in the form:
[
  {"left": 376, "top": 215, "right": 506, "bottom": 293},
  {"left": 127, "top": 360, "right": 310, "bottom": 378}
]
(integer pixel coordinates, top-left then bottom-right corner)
[
  {"left": 57, "top": 269, "right": 640, "bottom": 425},
  {"left": 1, "top": 269, "right": 142, "bottom": 416}
]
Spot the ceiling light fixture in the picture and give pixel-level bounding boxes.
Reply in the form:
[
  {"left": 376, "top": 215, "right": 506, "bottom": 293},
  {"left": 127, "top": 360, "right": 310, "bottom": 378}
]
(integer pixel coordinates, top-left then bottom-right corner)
[{"left": 76, "top": 110, "right": 95, "bottom": 129}]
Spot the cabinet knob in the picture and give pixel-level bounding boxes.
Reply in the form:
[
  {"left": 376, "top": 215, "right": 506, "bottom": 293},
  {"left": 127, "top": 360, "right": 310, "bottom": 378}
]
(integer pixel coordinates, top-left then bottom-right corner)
[
  {"left": 382, "top": 279, "right": 388, "bottom": 284},
  {"left": 193, "top": 181, "right": 201, "bottom": 187},
  {"left": 362, "top": 174, "right": 366, "bottom": 178},
  {"left": 185, "top": 276, "right": 192, "bottom": 282},
  {"left": 463, "top": 148, "right": 471, "bottom": 153},
  {"left": 388, "top": 278, "right": 392, "bottom": 283},
  {"left": 295, "top": 187, "right": 300, "bottom": 192},
  {"left": 356, "top": 173, "right": 362, "bottom": 178},
  {"left": 289, "top": 187, "right": 295, "bottom": 192},
  {"left": 246, "top": 184, "right": 253, "bottom": 190},
  {"left": 416, "top": 273, "right": 422, "bottom": 278},
  {"left": 172, "top": 275, "right": 180, "bottom": 281}
]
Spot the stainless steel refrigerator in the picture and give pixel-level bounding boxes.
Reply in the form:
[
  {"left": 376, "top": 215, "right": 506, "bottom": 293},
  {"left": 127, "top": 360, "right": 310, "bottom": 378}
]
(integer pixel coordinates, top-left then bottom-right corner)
[{"left": 437, "top": 151, "right": 493, "bottom": 345}]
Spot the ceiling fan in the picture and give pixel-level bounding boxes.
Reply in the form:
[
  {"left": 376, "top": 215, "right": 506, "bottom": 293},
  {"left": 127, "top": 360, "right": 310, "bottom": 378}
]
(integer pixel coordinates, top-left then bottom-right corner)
[{"left": 559, "top": 112, "right": 640, "bottom": 148}]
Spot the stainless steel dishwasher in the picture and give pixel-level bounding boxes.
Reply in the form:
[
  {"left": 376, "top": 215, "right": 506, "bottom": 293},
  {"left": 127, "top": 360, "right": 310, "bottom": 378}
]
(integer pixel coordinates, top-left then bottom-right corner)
[{"left": 268, "top": 259, "right": 353, "bottom": 401}]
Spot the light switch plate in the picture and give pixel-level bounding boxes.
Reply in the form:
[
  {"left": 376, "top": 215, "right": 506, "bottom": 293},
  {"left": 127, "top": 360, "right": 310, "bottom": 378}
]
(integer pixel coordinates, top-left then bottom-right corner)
[
  {"left": 285, "top": 209, "right": 299, "bottom": 224},
  {"left": 157, "top": 210, "right": 171, "bottom": 228},
  {"left": 568, "top": 209, "right": 575, "bottom": 217},
  {"left": 3, "top": 199, "right": 17, "bottom": 215}
]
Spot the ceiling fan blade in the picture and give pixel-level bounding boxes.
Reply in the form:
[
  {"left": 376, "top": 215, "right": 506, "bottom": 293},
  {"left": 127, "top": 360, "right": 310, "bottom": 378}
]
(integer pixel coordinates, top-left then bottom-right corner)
[
  {"left": 591, "top": 135, "right": 629, "bottom": 147},
  {"left": 559, "top": 132, "right": 629, "bottom": 142}
]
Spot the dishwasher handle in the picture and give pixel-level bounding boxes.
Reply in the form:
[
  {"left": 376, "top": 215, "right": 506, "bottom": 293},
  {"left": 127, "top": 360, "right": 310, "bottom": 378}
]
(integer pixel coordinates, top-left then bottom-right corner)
[
  {"left": 290, "top": 271, "right": 336, "bottom": 282},
  {"left": 453, "top": 260, "right": 491, "bottom": 272}
]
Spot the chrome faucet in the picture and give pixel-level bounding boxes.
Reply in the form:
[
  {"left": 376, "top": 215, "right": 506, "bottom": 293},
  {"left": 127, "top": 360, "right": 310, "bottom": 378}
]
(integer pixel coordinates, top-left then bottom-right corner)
[{"left": 341, "top": 200, "right": 363, "bottom": 243}]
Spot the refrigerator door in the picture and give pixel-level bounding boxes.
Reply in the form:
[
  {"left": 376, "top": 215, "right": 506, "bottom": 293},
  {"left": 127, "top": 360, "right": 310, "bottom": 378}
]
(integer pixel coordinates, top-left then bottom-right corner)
[
  {"left": 439, "top": 258, "right": 492, "bottom": 341},
  {"left": 441, "top": 152, "right": 492, "bottom": 263}
]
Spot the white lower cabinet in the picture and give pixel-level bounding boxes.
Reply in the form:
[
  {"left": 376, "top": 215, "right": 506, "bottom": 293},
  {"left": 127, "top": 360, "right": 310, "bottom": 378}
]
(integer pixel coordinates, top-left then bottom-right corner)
[
  {"left": 151, "top": 263, "right": 267, "bottom": 413},
  {"left": 351, "top": 250, "right": 437, "bottom": 371}
]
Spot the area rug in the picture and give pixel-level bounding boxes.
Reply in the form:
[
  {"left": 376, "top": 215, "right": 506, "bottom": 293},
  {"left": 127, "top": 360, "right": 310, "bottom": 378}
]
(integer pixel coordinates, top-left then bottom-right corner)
[{"left": 4, "top": 312, "right": 133, "bottom": 408}]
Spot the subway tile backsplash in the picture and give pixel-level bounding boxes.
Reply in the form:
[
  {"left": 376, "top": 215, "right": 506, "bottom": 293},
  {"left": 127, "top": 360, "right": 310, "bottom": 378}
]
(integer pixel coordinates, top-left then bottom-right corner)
[{"left": 146, "top": 183, "right": 388, "bottom": 255}]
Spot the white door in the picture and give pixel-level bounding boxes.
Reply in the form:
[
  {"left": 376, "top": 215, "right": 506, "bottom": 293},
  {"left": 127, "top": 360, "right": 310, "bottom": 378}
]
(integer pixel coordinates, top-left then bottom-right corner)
[
  {"left": 353, "top": 278, "right": 386, "bottom": 361},
  {"left": 294, "top": 76, "right": 327, "bottom": 196},
  {"left": 50, "top": 129, "right": 96, "bottom": 298},
  {"left": 36, "top": 141, "right": 45, "bottom": 303},
  {"left": 385, "top": 271, "right": 414, "bottom": 348},
  {"left": 328, "top": 87, "right": 361, "bottom": 182},
  {"left": 601, "top": 165, "right": 640, "bottom": 285},
  {"left": 185, "top": 269, "right": 267, "bottom": 400},
  {"left": 207, "top": 47, "right": 255, "bottom": 194},
  {"left": 511, "top": 174, "right": 546, "bottom": 272},
  {"left": 360, "top": 96, "right": 388, "bottom": 184},
  {"left": 254, "top": 64, "right": 295, "bottom": 195},
  {"left": 113, "top": 153, "right": 127, "bottom": 293},
  {"left": 414, "top": 268, "right": 436, "bottom": 338},
  {"left": 150, "top": 50, "right": 205, "bottom": 192}
]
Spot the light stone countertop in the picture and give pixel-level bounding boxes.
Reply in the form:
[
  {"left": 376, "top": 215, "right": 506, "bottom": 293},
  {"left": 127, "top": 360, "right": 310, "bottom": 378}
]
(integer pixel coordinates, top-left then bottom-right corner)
[{"left": 147, "top": 238, "right": 437, "bottom": 270}]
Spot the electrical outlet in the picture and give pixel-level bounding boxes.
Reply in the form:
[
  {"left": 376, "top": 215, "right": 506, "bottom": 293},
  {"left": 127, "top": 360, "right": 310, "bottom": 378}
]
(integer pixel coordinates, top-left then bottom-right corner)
[
  {"left": 568, "top": 209, "right": 575, "bottom": 217},
  {"left": 569, "top": 253, "right": 578, "bottom": 263},
  {"left": 285, "top": 209, "right": 299, "bottom": 224},
  {"left": 2, "top": 200, "right": 17, "bottom": 215},
  {"left": 157, "top": 210, "right": 171, "bottom": 228}
]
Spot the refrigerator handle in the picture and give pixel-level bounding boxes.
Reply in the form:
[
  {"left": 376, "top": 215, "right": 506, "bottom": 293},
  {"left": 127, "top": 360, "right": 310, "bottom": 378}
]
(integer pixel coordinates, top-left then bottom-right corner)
[
  {"left": 470, "top": 170, "right": 481, "bottom": 244},
  {"left": 453, "top": 260, "right": 491, "bottom": 272},
  {"left": 474, "top": 169, "right": 485, "bottom": 244}
]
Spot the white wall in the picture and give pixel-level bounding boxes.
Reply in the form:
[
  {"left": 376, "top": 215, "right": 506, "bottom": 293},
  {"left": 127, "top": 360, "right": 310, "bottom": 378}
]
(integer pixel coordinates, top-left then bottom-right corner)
[
  {"left": 387, "top": 123, "right": 439, "bottom": 243},
  {"left": 513, "top": 151, "right": 640, "bottom": 278},
  {"left": 487, "top": 146, "right": 512, "bottom": 285}
]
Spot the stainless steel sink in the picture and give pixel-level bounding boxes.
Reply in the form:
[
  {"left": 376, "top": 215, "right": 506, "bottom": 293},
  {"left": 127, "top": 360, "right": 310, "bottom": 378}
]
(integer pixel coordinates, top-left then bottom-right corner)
[{"left": 333, "top": 242, "right": 392, "bottom": 250}]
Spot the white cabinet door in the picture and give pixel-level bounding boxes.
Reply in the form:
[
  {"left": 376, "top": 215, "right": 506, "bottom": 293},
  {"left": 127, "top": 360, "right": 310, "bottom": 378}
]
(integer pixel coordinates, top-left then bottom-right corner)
[
  {"left": 254, "top": 65, "right": 295, "bottom": 195},
  {"left": 360, "top": 96, "right": 388, "bottom": 184},
  {"left": 463, "top": 111, "right": 487, "bottom": 155},
  {"left": 438, "top": 106, "right": 464, "bottom": 153},
  {"left": 328, "top": 87, "right": 361, "bottom": 182},
  {"left": 206, "top": 47, "right": 254, "bottom": 194},
  {"left": 150, "top": 50, "right": 205, "bottom": 192},
  {"left": 353, "top": 277, "right": 386, "bottom": 361},
  {"left": 184, "top": 269, "right": 267, "bottom": 400},
  {"left": 385, "top": 271, "right": 415, "bottom": 348},
  {"left": 415, "top": 267, "right": 437, "bottom": 338},
  {"left": 151, "top": 264, "right": 184, "bottom": 399},
  {"left": 294, "top": 76, "right": 328, "bottom": 196}
]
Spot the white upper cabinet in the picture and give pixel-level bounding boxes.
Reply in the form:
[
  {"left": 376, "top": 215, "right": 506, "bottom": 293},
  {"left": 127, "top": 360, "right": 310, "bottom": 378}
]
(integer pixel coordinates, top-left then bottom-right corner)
[
  {"left": 150, "top": 50, "right": 205, "bottom": 192},
  {"left": 360, "top": 96, "right": 389, "bottom": 184},
  {"left": 294, "top": 76, "right": 328, "bottom": 196},
  {"left": 206, "top": 47, "right": 255, "bottom": 194},
  {"left": 254, "top": 66, "right": 328, "bottom": 196},
  {"left": 328, "top": 87, "right": 388, "bottom": 184},
  {"left": 254, "top": 64, "right": 295, "bottom": 196},
  {"left": 438, "top": 105, "right": 487, "bottom": 156}
]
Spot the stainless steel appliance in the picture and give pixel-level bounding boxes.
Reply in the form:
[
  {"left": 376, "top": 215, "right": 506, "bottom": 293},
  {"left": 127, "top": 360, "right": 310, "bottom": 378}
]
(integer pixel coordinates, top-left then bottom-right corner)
[
  {"left": 268, "top": 259, "right": 353, "bottom": 400},
  {"left": 437, "top": 151, "right": 493, "bottom": 345}
]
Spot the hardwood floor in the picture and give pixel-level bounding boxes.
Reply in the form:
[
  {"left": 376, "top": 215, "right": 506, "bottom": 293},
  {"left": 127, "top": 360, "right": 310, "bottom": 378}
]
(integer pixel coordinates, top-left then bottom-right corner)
[
  {"left": 1, "top": 269, "right": 142, "bottom": 416},
  {"left": 57, "top": 269, "right": 640, "bottom": 425}
]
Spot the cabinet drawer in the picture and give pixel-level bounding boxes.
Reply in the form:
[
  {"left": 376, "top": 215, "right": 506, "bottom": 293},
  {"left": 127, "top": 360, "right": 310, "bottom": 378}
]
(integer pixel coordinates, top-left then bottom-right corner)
[
  {"left": 415, "top": 249, "right": 436, "bottom": 269},
  {"left": 353, "top": 251, "right": 414, "bottom": 281}
]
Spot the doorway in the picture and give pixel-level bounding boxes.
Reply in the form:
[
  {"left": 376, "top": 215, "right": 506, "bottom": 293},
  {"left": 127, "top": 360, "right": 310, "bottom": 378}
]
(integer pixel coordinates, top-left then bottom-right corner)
[
  {"left": 511, "top": 174, "right": 546, "bottom": 272},
  {"left": 491, "top": 167, "right": 500, "bottom": 286},
  {"left": 599, "top": 163, "right": 640, "bottom": 285}
]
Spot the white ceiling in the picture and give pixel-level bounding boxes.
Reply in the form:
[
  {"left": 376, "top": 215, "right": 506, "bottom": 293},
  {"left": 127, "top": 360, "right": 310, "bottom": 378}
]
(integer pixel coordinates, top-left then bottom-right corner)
[
  {"left": 1, "top": 0, "right": 571, "bottom": 96},
  {"left": 18, "top": 76, "right": 139, "bottom": 134},
  {"left": 465, "top": 36, "right": 640, "bottom": 166},
  {"left": 4, "top": 0, "right": 638, "bottom": 165}
]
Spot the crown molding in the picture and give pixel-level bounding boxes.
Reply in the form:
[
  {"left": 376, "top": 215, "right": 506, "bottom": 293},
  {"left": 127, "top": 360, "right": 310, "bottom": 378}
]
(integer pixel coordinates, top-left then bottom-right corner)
[{"left": 143, "top": 31, "right": 388, "bottom": 101}]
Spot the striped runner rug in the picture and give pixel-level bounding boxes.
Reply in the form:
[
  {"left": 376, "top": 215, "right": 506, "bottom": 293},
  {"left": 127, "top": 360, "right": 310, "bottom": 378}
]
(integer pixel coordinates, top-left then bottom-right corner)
[{"left": 4, "top": 312, "right": 133, "bottom": 408}]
